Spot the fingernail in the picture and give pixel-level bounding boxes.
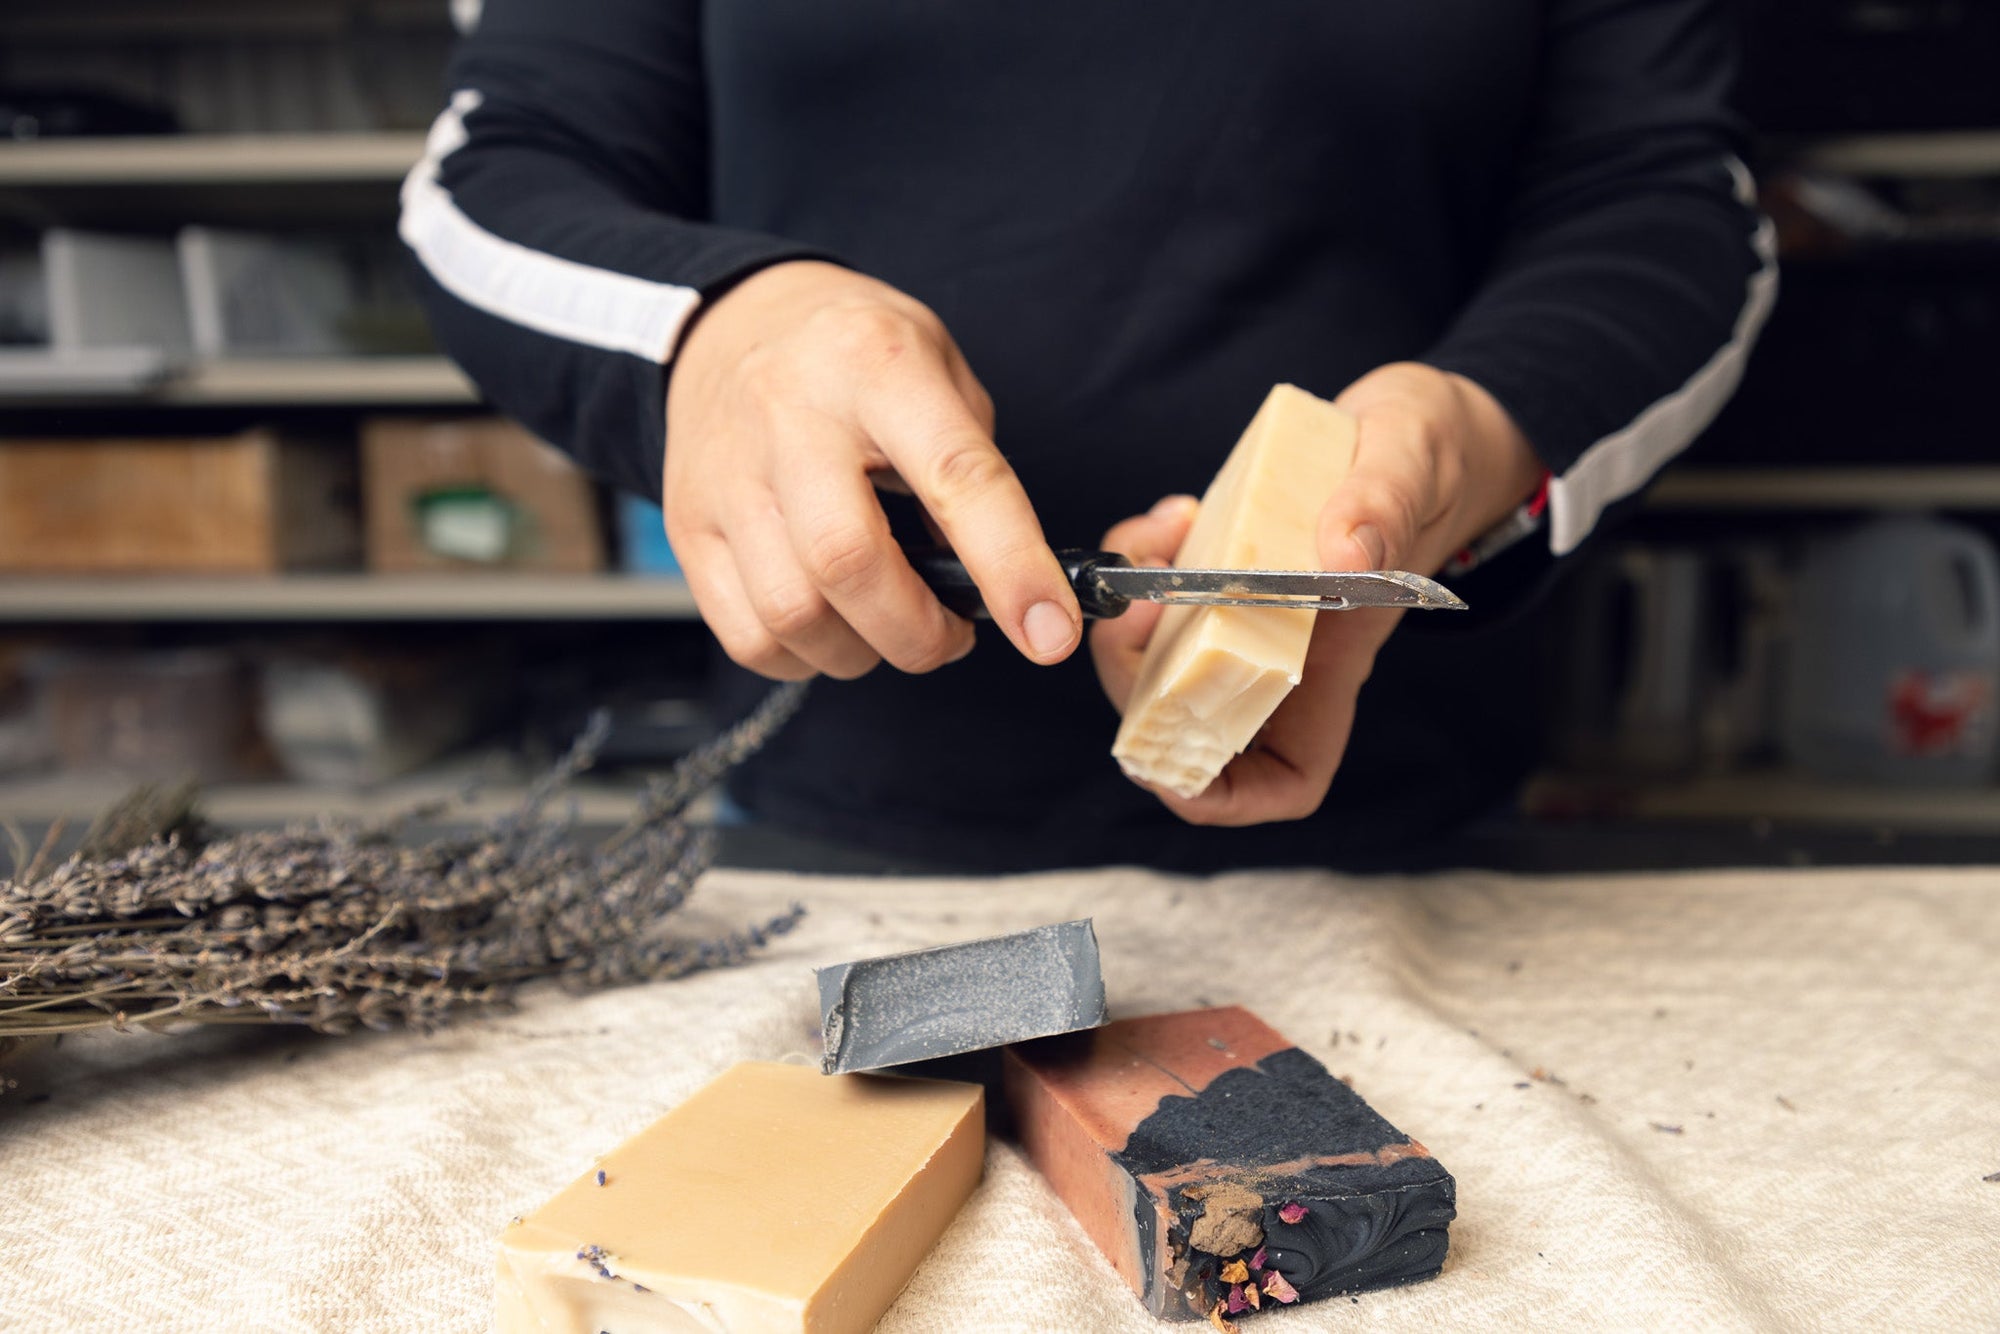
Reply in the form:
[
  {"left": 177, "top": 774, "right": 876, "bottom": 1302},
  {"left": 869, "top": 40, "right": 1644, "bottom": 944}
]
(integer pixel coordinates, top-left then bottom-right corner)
[
  {"left": 1350, "top": 524, "right": 1387, "bottom": 570},
  {"left": 1151, "top": 494, "right": 1199, "bottom": 519},
  {"left": 1024, "top": 600, "right": 1078, "bottom": 659}
]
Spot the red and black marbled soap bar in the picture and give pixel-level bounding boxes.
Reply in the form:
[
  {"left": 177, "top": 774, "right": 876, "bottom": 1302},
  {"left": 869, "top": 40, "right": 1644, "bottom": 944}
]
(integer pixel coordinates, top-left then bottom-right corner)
[{"left": 1002, "top": 1006, "right": 1454, "bottom": 1326}]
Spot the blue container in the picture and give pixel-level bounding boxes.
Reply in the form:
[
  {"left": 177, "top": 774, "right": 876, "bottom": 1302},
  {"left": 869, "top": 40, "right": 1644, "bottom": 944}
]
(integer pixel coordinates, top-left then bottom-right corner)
[{"left": 619, "top": 495, "right": 681, "bottom": 576}]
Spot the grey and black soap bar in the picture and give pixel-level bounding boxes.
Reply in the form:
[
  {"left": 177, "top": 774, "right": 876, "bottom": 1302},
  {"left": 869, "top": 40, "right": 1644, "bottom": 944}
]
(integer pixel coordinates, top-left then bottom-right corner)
[
  {"left": 1003, "top": 1005, "right": 1455, "bottom": 1324},
  {"left": 817, "top": 919, "right": 1107, "bottom": 1075}
]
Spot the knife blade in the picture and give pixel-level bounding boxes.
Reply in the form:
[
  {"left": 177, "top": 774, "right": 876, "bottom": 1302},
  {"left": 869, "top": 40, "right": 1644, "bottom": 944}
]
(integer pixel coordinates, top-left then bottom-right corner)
[{"left": 904, "top": 545, "right": 1467, "bottom": 619}]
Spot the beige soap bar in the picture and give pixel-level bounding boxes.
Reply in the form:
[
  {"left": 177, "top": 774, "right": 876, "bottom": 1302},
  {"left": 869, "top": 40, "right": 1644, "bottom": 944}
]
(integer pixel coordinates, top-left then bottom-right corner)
[
  {"left": 1112, "top": 383, "right": 1359, "bottom": 798},
  {"left": 497, "top": 1062, "right": 984, "bottom": 1334}
]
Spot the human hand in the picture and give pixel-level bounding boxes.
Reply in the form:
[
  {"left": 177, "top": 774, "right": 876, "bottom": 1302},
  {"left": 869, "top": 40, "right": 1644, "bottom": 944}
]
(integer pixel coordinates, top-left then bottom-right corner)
[
  {"left": 663, "top": 260, "right": 1081, "bottom": 681},
  {"left": 1091, "top": 362, "right": 1545, "bottom": 825}
]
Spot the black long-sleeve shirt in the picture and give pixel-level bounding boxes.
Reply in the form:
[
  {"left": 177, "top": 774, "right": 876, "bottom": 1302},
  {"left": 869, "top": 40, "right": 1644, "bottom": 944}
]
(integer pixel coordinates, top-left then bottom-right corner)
[{"left": 405, "top": 0, "right": 1774, "bottom": 871}]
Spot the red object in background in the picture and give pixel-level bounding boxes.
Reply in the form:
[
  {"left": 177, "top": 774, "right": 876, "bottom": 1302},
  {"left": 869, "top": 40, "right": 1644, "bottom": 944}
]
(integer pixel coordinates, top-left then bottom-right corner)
[{"left": 1887, "top": 670, "right": 1993, "bottom": 757}]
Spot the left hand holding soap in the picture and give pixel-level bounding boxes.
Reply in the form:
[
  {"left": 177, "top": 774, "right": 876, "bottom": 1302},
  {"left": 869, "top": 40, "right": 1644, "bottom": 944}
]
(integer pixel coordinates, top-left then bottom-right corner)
[{"left": 497, "top": 1062, "right": 984, "bottom": 1333}]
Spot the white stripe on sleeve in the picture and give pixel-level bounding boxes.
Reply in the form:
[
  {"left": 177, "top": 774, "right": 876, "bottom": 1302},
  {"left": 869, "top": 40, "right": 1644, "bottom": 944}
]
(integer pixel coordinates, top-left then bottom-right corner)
[
  {"left": 1545, "top": 158, "right": 1780, "bottom": 555},
  {"left": 399, "top": 90, "right": 703, "bottom": 365}
]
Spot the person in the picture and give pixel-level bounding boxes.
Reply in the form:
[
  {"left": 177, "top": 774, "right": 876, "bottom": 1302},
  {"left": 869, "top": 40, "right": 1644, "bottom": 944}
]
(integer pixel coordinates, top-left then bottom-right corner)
[{"left": 403, "top": 0, "right": 1774, "bottom": 872}]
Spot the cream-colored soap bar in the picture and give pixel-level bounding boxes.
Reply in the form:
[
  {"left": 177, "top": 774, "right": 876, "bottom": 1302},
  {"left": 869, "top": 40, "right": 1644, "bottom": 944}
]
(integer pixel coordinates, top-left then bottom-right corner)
[
  {"left": 1112, "top": 383, "right": 1359, "bottom": 798},
  {"left": 497, "top": 1062, "right": 984, "bottom": 1334}
]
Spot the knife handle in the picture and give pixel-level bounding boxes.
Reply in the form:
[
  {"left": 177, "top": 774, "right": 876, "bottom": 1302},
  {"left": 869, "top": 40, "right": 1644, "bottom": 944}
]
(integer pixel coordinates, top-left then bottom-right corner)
[{"left": 904, "top": 545, "right": 1136, "bottom": 620}]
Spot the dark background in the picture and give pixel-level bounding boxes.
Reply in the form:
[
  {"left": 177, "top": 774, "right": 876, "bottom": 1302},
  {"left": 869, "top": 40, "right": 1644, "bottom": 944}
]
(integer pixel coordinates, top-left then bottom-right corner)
[{"left": 2, "top": 0, "right": 1999, "bottom": 872}]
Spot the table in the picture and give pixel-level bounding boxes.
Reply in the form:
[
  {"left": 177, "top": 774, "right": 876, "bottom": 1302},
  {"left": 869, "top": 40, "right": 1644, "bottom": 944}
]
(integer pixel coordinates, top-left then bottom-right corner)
[{"left": 4, "top": 865, "right": 1996, "bottom": 1330}]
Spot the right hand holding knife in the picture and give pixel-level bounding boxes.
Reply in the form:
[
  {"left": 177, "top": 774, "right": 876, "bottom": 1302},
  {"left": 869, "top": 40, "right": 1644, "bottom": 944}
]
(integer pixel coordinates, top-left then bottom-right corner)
[
  {"left": 658, "top": 257, "right": 1539, "bottom": 831},
  {"left": 662, "top": 259, "right": 1083, "bottom": 682}
]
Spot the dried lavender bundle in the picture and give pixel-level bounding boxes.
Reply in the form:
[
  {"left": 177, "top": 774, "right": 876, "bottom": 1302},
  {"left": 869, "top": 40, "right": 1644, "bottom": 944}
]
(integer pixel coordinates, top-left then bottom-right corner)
[{"left": 0, "top": 682, "right": 810, "bottom": 1039}]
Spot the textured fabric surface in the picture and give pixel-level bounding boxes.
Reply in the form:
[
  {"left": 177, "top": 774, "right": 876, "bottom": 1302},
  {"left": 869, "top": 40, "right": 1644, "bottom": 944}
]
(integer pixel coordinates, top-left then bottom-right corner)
[{"left": 3, "top": 866, "right": 1996, "bottom": 1332}]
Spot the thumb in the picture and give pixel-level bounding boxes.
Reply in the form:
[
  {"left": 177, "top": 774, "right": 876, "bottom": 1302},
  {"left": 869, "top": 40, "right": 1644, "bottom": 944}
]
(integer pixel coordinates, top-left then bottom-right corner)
[
  {"left": 1315, "top": 417, "right": 1442, "bottom": 574},
  {"left": 1106, "top": 494, "right": 1198, "bottom": 567}
]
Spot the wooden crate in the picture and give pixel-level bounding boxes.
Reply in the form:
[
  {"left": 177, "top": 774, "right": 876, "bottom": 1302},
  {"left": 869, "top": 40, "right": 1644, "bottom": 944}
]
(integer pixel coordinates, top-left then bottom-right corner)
[
  {"left": 361, "top": 417, "right": 604, "bottom": 574},
  {"left": 0, "top": 430, "right": 361, "bottom": 573}
]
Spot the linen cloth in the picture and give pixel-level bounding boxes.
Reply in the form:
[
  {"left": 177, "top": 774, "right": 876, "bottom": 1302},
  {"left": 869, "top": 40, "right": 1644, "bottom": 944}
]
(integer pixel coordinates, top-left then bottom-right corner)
[{"left": 3, "top": 865, "right": 1996, "bottom": 1332}]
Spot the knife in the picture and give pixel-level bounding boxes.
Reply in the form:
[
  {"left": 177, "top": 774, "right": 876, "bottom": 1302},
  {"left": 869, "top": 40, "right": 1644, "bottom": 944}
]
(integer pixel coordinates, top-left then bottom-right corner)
[{"left": 903, "top": 545, "right": 1468, "bottom": 619}]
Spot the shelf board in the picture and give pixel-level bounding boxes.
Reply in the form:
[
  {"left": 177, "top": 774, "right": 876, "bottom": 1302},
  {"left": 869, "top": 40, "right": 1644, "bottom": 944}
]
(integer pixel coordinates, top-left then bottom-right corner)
[
  {"left": 157, "top": 357, "right": 478, "bottom": 406},
  {"left": 0, "top": 575, "right": 699, "bottom": 622},
  {"left": 1791, "top": 130, "right": 2000, "bottom": 179},
  {"left": 0, "top": 357, "right": 479, "bottom": 407},
  {"left": 1648, "top": 467, "right": 2000, "bottom": 511},
  {"left": 1525, "top": 770, "right": 2000, "bottom": 834},
  {"left": 2, "top": 0, "right": 447, "bottom": 42},
  {"left": 0, "top": 133, "right": 427, "bottom": 186}
]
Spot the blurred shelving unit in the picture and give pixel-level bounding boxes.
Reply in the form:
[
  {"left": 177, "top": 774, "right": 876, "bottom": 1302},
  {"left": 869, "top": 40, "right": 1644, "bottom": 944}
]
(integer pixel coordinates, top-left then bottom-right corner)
[
  {"left": 1555, "top": 104, "right": 2000, "bottom": 844},
  {"left": 0, "top": 4, "right": 709, "bottom": 837}
]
